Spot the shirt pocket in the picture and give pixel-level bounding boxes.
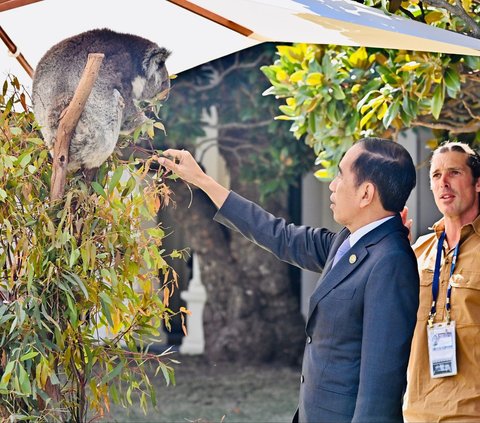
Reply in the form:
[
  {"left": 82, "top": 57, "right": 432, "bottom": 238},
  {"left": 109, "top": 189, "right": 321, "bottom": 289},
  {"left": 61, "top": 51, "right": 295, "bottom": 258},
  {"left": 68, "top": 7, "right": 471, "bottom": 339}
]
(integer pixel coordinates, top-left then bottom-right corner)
[
  {"left": 417, "top": 268, "right": 434, "bottom": 321},
  {"left": 450, "top": 270, "right": 480, "bottom": 324}
]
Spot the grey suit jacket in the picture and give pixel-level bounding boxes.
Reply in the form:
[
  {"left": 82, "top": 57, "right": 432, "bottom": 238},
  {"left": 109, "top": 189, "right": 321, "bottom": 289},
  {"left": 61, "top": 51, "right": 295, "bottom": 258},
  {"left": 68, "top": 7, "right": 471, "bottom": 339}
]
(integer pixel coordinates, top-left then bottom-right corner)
[{"left": 214, "top": 191, "right": 419, "bottom": 423}]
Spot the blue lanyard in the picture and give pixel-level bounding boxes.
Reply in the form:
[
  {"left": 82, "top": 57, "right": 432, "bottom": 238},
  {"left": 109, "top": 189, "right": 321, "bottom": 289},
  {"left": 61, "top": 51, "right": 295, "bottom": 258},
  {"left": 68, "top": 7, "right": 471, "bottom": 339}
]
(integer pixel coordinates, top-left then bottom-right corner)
[{"left": 428, "top": 231, "right": 459, "bottom": 326}]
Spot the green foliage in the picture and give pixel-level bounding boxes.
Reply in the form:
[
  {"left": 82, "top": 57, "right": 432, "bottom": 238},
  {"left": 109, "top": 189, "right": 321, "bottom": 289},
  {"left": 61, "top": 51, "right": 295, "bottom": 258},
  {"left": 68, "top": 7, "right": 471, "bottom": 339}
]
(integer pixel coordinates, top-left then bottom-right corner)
[
  {"left": 152, "top": 43, "right": 315, "bottom": 201},
  {"left": 0, "top": 76, "right": 186, "bottom": 421},
  {"left": 365, "top": 0, "right": 479, "bottom": 35},
  {"left": 261, "top": 44, "right": 480, "bottom": 179}
]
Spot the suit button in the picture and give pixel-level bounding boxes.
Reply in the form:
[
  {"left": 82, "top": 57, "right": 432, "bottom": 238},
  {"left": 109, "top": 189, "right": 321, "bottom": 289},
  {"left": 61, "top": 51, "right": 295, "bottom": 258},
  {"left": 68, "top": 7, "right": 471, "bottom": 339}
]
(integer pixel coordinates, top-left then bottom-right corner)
[
  {"left": 300, "top": 375, "right": 305, "bottom": 383},
  {"left": 306, "top": 336, "right": 312, "bottom": 344}
]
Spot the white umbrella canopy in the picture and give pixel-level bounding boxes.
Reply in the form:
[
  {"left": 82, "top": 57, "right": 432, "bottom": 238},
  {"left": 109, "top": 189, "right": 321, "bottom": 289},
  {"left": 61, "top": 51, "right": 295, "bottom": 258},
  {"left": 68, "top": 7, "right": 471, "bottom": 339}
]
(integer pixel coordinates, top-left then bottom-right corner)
[
  {"left": 1, "top": 0, "right": 480, "bottom": 92},
  {"left": 188, "top": 0, "right": 480, "bottom": 55},
  {"left": 0, "top": 0, "right": 261, "bottom": 89}
]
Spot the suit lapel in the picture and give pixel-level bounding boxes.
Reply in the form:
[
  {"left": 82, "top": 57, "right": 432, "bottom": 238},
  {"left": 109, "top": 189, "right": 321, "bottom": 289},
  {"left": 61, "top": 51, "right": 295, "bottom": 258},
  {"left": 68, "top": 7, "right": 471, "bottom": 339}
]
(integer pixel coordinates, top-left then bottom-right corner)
[
  {"left": 307, "top": 214, "right": 406, "bottom": 322},
  {"left": 307, "top": 246, "right": 367, "bottom": 320}
]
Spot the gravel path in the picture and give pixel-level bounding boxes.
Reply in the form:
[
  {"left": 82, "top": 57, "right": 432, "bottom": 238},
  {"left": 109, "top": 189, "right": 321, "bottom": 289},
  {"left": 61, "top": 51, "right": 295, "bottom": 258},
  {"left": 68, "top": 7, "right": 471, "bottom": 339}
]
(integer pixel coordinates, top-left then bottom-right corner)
[{"left": 105, "top": 354, "right": 300, "bottom": 423}]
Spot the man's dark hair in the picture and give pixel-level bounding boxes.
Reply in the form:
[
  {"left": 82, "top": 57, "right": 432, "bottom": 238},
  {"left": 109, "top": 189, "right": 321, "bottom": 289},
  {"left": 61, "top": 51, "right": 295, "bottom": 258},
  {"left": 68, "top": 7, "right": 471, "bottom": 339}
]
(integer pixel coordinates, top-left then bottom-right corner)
[
  {"left": 351, "top": 137, "right": 416, "bottom": 213},
  {"left": 432, "top": 141, "right": 480, "bottom": 181}
]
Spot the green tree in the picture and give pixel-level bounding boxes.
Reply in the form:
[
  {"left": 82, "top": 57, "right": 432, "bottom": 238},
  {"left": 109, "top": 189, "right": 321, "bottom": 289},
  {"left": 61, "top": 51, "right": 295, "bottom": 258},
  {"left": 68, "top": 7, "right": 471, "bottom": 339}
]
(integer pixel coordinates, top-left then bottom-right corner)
[
  {"left": 149, "top": 44, "right": 311, "bottom": 365},
  {"left": 261, "top": 0, "right": 480, "bottom": 178},
  {"left": 0, "top": 76, "right": 186, "bottom": 421}
]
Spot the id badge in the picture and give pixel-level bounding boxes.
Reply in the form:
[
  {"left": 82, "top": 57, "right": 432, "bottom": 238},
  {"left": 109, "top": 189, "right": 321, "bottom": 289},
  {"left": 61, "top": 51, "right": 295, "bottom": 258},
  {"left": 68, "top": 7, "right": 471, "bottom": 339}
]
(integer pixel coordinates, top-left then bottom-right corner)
[{"left": 427, "top": 321, "right": 457, "bottom": 378}]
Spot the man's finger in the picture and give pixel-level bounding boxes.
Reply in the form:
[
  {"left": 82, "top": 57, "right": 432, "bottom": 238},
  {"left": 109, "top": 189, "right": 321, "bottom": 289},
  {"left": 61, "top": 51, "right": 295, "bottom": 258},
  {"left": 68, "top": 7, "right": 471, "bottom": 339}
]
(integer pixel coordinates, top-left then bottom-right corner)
[
  {"left": 158, "top": 156, "right": 176, "bottom": 170},
  {"left": 163, "top": 149, "right": 189, "bottom": 166},
  {"left": 400, "top": 206, "right": 409, "bottom": 224}
]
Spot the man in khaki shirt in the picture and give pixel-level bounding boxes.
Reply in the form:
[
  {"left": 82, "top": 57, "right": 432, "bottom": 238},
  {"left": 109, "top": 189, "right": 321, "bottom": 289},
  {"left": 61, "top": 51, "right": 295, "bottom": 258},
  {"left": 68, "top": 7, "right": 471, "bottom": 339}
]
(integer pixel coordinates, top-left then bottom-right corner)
[{"left": 404, "top": 142, "right": 480, "bottom": 421}]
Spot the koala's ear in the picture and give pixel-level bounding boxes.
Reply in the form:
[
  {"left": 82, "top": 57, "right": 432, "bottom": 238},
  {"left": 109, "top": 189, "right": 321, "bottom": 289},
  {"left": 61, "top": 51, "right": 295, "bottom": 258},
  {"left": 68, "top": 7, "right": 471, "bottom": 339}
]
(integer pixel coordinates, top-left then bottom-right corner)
[{"left": 144, "top": 47, "right": 171, "bottom": 80}]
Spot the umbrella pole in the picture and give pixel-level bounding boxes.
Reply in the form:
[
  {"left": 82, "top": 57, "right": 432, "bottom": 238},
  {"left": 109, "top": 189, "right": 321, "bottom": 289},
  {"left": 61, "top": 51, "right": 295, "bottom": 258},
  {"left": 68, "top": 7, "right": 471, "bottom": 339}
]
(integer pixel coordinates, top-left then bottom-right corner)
[
  {"left": 0, "top": 25, "right": 34, "bottom": 78},
  {"left": 166, "top": 0, "right": 253, "bottom": 36},
  {"left": 50, "top": 52, "right": 104, "bottom": 202}
]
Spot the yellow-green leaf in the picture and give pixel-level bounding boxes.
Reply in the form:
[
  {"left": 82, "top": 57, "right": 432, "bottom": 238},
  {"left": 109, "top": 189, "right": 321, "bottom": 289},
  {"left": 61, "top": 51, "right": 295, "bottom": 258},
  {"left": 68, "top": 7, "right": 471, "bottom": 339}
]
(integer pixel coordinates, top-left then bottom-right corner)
[
  {"left": 290, "top": 70, "right": 306, "bottom": 83},
  {"left": 431, "top": 82, "right": 445, "bottom": 120},
  {"left": 425, "top": 11, "right": 444, "bottom": 24},
  {"left": 360, "top": 109, "right": 376, "bottom": 128},
  {"left": 275, "top": 69, "right": 289, "bottom": 82},
  {"left": 306, "top": 72, "right": 324, "bottom": 86},
  {"left": 349, "top": 47, "right": 368, "bottom": 68},
  {"left": 314, "top": 168, "right": 333, "bottom": 181},
  {"left": 376, "top": 102, "right": 388, "bottom": 120},
  {"left": 399, "top": 61, "right": 421, "bottom": 72}
]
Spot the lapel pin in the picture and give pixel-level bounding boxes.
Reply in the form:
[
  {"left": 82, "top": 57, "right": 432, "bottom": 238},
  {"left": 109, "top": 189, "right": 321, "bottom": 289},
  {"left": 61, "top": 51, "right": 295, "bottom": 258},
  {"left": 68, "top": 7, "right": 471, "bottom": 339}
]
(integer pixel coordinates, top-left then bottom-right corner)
[{"left": 349, "top": 254, "right": 357, "bottom": 264}]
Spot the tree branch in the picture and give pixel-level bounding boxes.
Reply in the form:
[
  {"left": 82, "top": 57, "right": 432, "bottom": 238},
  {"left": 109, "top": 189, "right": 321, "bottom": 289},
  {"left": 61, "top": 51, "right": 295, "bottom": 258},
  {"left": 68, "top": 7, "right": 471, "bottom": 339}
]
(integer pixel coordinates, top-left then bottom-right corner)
[
  {"left": 174, "top": 53, "right": 271, "bottom": 93},
  {"left": 50, "top": 53, "right": 104, "bottom": 202},
  {"left": 217, "top": 119, "right": 273, "bottom": 130},
  {"left": 421, "top": 0, "right": 480, "bottom": 38},
  {"left": 411, "top": 118, "right": 480, "bottom": 133}
]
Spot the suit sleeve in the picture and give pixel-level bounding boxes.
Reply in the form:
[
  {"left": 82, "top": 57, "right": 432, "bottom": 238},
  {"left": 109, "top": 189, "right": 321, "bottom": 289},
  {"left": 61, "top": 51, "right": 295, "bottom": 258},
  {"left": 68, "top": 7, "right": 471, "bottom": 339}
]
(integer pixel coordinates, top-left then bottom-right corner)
[
  {"left": 353, "top": 248, "right": 419, "bottom": 423},
  {"left": 214, "top": 191, "right": 335, "bottom": 272}
]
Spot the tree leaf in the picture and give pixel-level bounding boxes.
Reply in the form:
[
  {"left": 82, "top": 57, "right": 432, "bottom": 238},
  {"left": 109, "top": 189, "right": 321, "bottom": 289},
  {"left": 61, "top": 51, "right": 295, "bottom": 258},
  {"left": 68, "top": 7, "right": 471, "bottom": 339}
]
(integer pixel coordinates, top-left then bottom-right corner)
[
  {"left": 444, "top": 68, "right": 461, "bottom": 94},
  {"left": 382, "top": 98, "right": 401, "bottom": 129},
  {"left": 431, "top": 82, "right": 445, "bottom": 120},
  {"left": 331, "top": 85, "right": 346, "bottom": 100},
  {"left": 20, "top": 351, "right": 39, "bottom": 361},
  {"left": 360, "top": 109, "right": 376, "bottom": 128},
  {"left": 91, "top": 181, "right": 107, "bottom": 198},
  {"left": 109, "top": 166, "right": 124, "bottom": 193},
  {"left": 101, "top": 362, "right": 124, "bottom": 385}
]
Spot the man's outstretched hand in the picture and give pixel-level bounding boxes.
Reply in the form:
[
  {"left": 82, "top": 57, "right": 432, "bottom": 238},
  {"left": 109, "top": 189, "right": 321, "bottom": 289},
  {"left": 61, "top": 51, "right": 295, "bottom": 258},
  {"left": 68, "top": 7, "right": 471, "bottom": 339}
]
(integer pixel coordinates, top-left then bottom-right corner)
[
  {"left": 158, "top": 149, "right": 230, "bottom": 209},
  {"left": 159, "top": 149, "right": 207, "bottom": 187}
]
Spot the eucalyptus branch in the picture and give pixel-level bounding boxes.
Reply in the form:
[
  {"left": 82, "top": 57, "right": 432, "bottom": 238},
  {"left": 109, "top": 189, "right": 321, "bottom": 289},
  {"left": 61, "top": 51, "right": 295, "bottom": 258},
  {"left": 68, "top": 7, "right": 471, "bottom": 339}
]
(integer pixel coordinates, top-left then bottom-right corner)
[
  {"left": 102, "top": 345, "right": 175, "bottom": 364},
  {"left": 110, "top": 310, "right": 141, "bottom": 345}
]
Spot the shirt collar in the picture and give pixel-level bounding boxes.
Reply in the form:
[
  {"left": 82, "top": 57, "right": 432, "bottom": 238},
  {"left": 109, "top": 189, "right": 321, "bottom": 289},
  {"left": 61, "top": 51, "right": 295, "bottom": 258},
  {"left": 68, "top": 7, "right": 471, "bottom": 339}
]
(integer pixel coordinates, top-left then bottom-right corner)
[
  {"left": 431, "top": 213, "right": 480, "bottom": 240},
  {"left": 349, "top": 215, "right": 395, "bottom": 247}
]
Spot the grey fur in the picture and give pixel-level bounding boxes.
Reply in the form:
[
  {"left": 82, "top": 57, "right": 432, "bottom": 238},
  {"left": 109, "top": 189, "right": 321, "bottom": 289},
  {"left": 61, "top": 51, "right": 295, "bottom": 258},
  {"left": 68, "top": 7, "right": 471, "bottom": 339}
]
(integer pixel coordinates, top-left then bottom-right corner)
[{"left": 32, "top": 28, "right": 171, "bottom": 171}]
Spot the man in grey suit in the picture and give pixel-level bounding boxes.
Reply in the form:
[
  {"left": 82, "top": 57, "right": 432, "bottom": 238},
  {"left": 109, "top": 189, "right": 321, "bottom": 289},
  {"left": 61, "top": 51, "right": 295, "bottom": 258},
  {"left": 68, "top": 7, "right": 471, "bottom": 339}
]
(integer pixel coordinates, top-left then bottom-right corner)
[{"left": 159, "top": 137, "right": 419, "bottom": 423}]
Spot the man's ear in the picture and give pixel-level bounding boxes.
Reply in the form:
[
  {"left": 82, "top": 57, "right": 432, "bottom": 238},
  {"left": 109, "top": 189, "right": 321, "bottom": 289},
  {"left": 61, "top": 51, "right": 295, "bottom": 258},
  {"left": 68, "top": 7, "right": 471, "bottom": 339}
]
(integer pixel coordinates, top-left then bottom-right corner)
[
  {"left": 475, "top": 177, "right": 480, "bottom": 193},
  {"left": 359, "top": 182, "right": 376, "bottom": 208}
]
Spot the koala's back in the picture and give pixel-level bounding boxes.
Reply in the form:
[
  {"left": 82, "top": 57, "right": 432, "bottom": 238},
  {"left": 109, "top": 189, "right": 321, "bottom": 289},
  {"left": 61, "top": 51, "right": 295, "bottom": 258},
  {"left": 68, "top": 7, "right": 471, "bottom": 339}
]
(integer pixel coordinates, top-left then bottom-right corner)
[
  {"left": 32, "top": 28, "right": 170, "bottom": 171},
  {"left": 32, "top": 28, "right": 158, "bottom": 130},
  {"left": 34, "top": 29, "right": 156, "bottom": 95}
]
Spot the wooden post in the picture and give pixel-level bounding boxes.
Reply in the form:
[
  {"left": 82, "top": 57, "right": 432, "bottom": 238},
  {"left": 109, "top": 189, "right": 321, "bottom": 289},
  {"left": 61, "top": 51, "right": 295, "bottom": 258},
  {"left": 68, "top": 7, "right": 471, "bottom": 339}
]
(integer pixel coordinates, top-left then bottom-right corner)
[{"left": 50, "top": 53, "right": 104, "bottom": 202}]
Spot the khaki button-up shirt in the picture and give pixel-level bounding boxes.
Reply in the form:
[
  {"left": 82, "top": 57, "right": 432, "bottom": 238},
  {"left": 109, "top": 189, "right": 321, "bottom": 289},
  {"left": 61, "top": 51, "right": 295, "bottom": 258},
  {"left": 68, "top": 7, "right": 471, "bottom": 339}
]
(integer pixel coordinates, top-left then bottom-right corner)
[{"left": 404, "top": 215, "right": 480, "bottom": 422}]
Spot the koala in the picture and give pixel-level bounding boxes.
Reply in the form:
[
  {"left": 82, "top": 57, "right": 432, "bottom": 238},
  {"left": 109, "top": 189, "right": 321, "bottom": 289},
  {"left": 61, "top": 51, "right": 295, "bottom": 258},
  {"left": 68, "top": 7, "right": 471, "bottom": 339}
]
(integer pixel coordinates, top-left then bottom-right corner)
[{"left": 32, "top": 28, "right": 171, "bottom": 172}]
